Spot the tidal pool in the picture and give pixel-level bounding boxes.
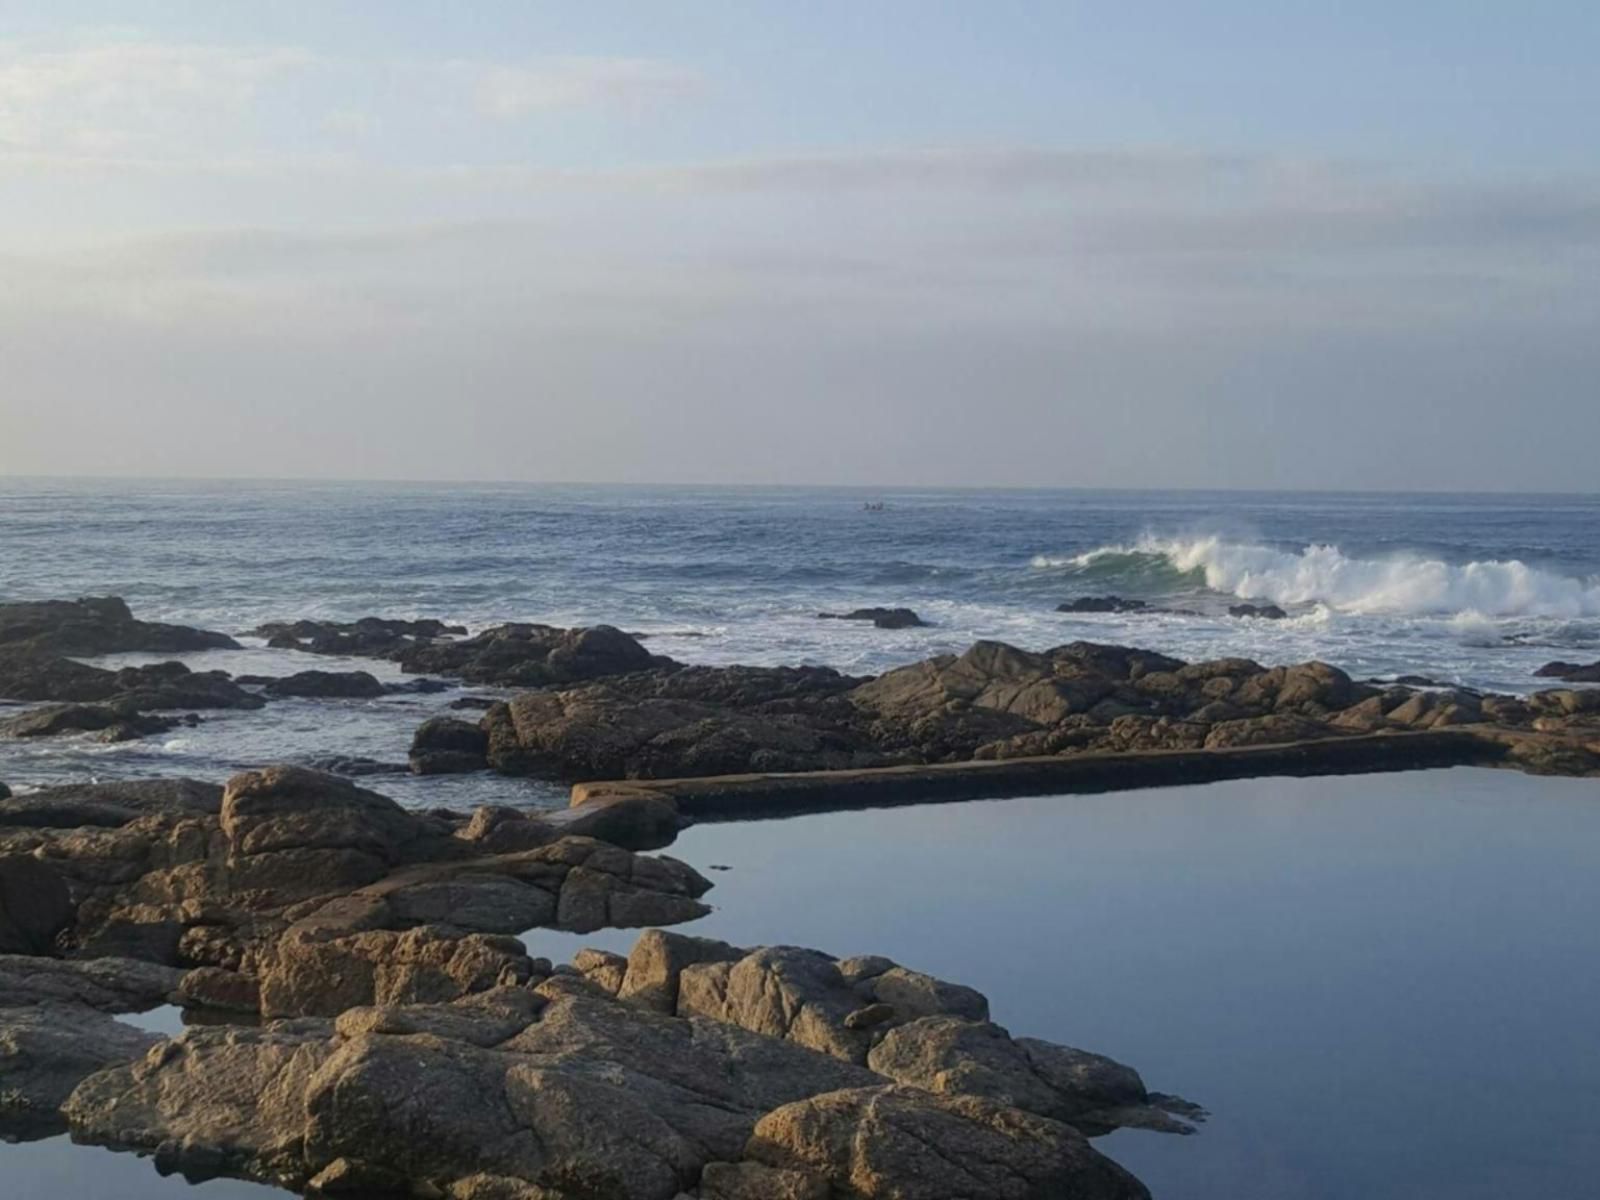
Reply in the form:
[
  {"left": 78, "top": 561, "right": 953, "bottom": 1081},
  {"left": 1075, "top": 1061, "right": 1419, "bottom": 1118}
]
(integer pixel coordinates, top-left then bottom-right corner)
[{"left": 529, "top": 766, "right": 1600, "bottom": 1200}]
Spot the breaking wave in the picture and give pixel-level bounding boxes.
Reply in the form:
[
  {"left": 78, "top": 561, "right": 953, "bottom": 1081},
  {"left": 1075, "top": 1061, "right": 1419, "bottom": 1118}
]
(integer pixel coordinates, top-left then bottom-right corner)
[{"left": 1033, "top": 536, "right": 1600, "bottom": 619}]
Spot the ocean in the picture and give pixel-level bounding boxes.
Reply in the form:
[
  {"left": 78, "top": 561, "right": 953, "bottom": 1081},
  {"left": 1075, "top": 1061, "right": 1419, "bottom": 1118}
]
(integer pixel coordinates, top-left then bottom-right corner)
[{"left": 2, "top": 478, "right": 1597, "bottom": 800}]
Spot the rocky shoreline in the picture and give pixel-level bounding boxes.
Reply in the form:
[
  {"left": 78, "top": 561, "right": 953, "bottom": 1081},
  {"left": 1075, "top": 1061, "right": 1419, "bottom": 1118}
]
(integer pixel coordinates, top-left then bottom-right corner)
[
  {"left": 2, "top": 595, "right": 1597, "bottom": 1198},
  {"left": 0, "top": 766, "right": 1197, "bottom": 1199}
]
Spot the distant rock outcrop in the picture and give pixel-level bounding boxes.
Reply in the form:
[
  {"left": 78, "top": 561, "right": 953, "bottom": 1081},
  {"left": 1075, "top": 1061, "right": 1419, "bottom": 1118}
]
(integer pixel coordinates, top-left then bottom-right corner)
[{"left": 0, "top": 597, "right": 237, "bottom": 656}]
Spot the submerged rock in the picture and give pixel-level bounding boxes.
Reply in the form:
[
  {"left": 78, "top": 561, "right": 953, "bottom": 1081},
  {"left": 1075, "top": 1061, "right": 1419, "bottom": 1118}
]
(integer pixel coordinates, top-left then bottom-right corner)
[
  {"left": 817, "top": 607, "right": 928, "bottom": 629},
  {"left": 0, "top": 596, "right": 237, "bottom": 656},
  {"left": 250, "top": 616, "right": 467, "bottom": 657},
  {"left": 1228, "top": 603, "right": 1288, "bottom": 620},
  {"left": 261, "top": 669, "right": 387, "bottom": 699},
  {"left": 1535, "top": 660, "right": 1600, "bottom": 683},
  {"left": 1056, "top": 596, "right": 1148, "bottom": 613}
]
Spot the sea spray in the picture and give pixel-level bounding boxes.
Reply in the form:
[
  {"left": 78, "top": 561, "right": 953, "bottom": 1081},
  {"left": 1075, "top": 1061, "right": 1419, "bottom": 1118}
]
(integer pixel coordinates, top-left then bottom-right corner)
[{"left": 1034, "top": 535, "right": 1600, "bottom": 619}]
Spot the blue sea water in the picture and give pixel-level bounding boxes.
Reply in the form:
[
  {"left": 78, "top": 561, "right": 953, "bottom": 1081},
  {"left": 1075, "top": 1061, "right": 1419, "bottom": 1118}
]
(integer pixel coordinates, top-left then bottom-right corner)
[{"left": 1, "top": 479, "right": 1597, "bottom": 800}]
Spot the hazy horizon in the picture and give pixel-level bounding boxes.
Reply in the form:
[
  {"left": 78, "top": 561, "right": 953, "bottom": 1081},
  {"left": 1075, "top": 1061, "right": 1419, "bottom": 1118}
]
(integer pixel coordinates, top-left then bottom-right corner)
[{"left": 4, "top": 2, "right": 1597, "bottom": 490}]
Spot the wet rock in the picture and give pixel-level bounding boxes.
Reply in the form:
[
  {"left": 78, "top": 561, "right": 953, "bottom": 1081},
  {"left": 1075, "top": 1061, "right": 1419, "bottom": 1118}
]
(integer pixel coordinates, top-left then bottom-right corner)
[
  {"left": 397, "top": 622, "right": 664, "bottom": 687},
  {"left": 410, "top": 716, "right": 490, "bottom": 775},
  {"left": 250, "top": 616, "right": 467, "bottom": 658},
  {"left": 1228, "top": 603, "right": 1288, "bottom": 620},
  {"left": 0, "top": 703, "right": 186, "bottom": 741},
  {"left": 305, "top": 756, "right": 411, "bottom": 777},
  {"left": 0, "top": 652, "right": 124, "bottom": 703},
  {"left": 1056, "top": 596, "right": 1147, "bottom": 613},
  {"left": 0, "top": 855, "right": 72, "bottom": 953},
  {"left": 263, "top": 670, "right": 387, "bottom": 699},
  {"left": 0, "top": 596, "right": 238, "bottom": 656},
  {"left": 817, "top": 607, "right": 927, "bottom": 629},
  {"left": 1535, "top": 660, "right": 1600, "bottom": 683},
  {"left": 0, "top": 778, "right": 222, "bottom": 828}
]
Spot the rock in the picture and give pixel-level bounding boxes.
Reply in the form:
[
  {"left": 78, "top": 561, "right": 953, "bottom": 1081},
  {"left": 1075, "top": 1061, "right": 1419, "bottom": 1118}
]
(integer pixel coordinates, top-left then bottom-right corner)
[
  {"left": 263, "top": 670, "right": 387, "bottom": 699},
  {"left": 250, "top": 616, "right": 467, "bottom": 658},
  {"left": 259, "top": 924, "right": 534, "bottom": 1018},
  {"left": 0, "top": 703, "right": 184, "bottom": 741},
  {"left": 176, "top": 966, "right": 262, "bottom": 1013},
  {"left": 59, "top": 932, "right": 1186, "bottom": 1198},
  {"left": 1535, "top": 660, "right": 1600, "bottom": 683},
  {"left": 0, "top": 1002, "right": 160, "bottom": 1139},
  {"left": 1056, "top": 597, "right": 1147, "bottom": 614},
  {"left": 0, "top": 782, "right": 8, "bottom": 800},
  {"left": 0, "top": 955, "right": 183, "bottom": 1010},
  {"left": 677, "top": 946, "right": 988, "bottom": 1067},
  {"left": 482, "top": 667, "right": 875, "bottom": 781},
  {"left": 107, "top": 662, "right": 265, "bottom": 711},
  {"left": 0, "top": 654, "right": 261, "bottom": 710},
  {"left": 220, "top": 766, "right": 431, "bottom": 899},
  {"left": 0, "top": 652, "right": 123, "bottom": 702},
  {"left": 410, "top": 716, "right": 490, "bottom": 775},
  {"left": 816, "top": 608, "right": 927, "bottom": 629},
  {"left": 397, "top": 623, "right": 663, "bottom": 688},
  {"left": 698, "top": 1162, "right": 828, "bottom": 1200},
  {"left": 617, "top": 929, "right": 746, "bottom": 1013},
  {"left": 545, "top": 789, "right": 682, "bottom": 851},
  {"left": 305, "top": 756, "right": 412, "bottom": 777},
  {"left": 745, "top": 1085, "right": 1152, "bottom": 1200},
  {"left": 866, "top": 1015, "right": 1196, "bottom": 1136},
  {"left": 0, "top": 855, "right": 72, "bottom": 953},
  {"left": 65, "top": 989, "right": 882, "bottom": 1199},
  {"left": 1228, "top": 603, "right": 1288, "bottom": 620},
  {"left": 0, "top": 778, "right": 222, "bottom": 828},
  {"left": 571, "top": 947, "right": 628, "bottom": 995},
  {"left": 0, "top": 596, "right": 237, "bottom": 656}
]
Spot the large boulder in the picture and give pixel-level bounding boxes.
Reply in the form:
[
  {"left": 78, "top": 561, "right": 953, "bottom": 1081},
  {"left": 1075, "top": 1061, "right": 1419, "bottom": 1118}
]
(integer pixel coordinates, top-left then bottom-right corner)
[
  {"left": 219, "top": 766, "right": 432, "bottom": 899},
  {"left": 0, "top": 597, "right": 237, "bottom": 656},
  {"left": 410, "top": 715, "right": 490, "bottom": 775},
  {"left": 397, "top": 623, "right": 663, "bottom": 687}
]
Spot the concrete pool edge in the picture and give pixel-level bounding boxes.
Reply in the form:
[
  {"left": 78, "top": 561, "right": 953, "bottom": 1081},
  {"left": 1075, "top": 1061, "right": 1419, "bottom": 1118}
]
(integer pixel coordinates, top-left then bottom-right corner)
[{"left": 568, "top": 728, "right": 1592, "bottom": 821}]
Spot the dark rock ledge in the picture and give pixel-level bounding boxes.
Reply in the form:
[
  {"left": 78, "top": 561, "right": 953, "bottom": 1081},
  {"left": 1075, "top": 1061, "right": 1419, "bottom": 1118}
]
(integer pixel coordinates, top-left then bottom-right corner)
[
  {"left": 415, "top": 639, "right": 1600, "bottom": 786},
  {"left": 0, "top": 768, "right": 1191, "bottom": 1198}
]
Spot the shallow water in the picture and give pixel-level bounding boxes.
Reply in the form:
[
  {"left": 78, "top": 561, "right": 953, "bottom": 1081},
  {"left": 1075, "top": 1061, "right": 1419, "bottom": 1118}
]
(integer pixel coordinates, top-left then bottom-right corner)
[{"left": 527, "top": 766, "right": 1600, "bottom": 1200}]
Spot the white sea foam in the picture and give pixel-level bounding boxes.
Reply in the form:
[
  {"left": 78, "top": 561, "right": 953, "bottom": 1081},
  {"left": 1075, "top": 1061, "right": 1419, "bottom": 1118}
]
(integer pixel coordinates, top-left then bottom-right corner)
[{"left": 1034, "top": 536, "right": 1600, "bottom": 619}]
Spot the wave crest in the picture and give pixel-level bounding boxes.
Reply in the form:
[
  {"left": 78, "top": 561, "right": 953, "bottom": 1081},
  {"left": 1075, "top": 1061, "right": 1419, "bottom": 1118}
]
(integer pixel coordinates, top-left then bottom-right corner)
[{"left": 1033, "top": 535, "right": 1600, "bottom": 619}]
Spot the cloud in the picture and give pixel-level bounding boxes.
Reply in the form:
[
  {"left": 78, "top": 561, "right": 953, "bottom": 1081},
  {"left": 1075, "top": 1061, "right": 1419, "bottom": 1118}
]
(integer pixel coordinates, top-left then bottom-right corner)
[
  {"left": 463, "top": 56, "right": 704, "bottom": 118},
  {"left": 0, "top": 34, "right": 701, "bottom": 169},
  {"left": 0, "top": 36, "right": 315, "bottom": 156}
]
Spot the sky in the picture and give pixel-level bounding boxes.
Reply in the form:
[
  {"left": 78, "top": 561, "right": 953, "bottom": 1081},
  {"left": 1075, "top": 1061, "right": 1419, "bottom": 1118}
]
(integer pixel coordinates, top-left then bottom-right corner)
[{"left": 1, "top": 2, "right": 1597, "bottom": 490}]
